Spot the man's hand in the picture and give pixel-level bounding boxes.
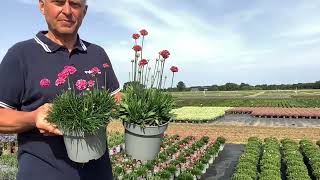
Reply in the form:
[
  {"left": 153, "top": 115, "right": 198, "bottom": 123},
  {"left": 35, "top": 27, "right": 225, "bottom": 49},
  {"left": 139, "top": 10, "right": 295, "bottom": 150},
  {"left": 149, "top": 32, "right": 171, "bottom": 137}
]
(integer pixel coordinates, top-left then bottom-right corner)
[
  {"left": 114, "top": 92, "right": 122, "bottom": 103},
  {"left": 33, "top": 103, "right": 63, "bottom": 136}
]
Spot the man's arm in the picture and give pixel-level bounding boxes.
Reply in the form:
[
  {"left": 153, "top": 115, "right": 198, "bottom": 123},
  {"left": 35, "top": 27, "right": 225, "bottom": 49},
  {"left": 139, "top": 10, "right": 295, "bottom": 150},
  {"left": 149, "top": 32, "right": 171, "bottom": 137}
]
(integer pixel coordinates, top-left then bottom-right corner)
[
  {"left": 0, "top": 104, "right": 62, "bottom": 135},
  {"left": 0, "top": 108, "right": 35, "bottom": 133}
]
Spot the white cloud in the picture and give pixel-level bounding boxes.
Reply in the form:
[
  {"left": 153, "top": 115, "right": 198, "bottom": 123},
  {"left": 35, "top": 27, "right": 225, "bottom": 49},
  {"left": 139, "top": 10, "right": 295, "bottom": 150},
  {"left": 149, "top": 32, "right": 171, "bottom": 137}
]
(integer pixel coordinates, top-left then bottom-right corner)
[
  {"left": 12, "top": 0, "right": 320, "bottom": 86},
  {"left": 86, "top": 0, "right": 320, "bottom": 86},
  {"left": 87, "top": 0, "right": 250, "bottom": 64},
  {"left": 278, "top": 24, "right": 320, "bottom": 38}
]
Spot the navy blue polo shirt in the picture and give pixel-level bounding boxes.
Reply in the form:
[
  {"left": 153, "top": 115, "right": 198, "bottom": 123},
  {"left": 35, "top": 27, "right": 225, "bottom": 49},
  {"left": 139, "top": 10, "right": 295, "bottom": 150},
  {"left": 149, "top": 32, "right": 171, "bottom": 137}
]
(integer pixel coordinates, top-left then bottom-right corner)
[{"left": 0, "top": 31, "right": 120, "bottom": 180}]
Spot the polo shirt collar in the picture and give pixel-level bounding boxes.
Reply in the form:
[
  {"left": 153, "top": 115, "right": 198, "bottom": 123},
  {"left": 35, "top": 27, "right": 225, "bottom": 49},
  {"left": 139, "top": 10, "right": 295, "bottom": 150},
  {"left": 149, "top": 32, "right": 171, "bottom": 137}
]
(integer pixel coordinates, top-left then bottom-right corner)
[{"left": 34, "top": 31, "right": 87, "bottom": 53}]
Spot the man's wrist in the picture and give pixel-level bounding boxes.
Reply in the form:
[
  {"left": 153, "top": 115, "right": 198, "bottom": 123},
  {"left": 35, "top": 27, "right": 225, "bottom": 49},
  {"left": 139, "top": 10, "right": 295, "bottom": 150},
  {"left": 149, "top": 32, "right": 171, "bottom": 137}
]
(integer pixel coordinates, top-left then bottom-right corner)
[{"left": 27, "top": 111, "right": 37, "bottom": 127}]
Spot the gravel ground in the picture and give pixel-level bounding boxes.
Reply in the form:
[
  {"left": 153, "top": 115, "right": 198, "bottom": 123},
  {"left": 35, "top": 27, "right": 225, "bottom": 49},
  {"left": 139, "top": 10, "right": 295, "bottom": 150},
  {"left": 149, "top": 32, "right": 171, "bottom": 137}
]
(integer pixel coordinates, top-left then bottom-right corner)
[{"left": 211, "top": 114, "right": 320, "bottom": 127}]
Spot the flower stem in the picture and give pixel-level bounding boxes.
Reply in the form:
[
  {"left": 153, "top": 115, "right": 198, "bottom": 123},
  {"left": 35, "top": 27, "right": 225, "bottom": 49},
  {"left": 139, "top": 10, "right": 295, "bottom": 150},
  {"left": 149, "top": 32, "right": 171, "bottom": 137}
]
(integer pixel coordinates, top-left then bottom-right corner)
[
  {"left": 131, "top": 60, "right": 134, "bottom": 81},
  {"left": 163, "top": 76, "right": 167, "bottom": 90},
  {"left": 151, "top": 58, "right": 160, "bottom": 88},
  {"left": 129, "top": 72, "right": 131, "bottom": 82},
  {"left": 95, "top": 77, "right": 99, "bottom": 90},
  {"left": 171, "top": 72, "right": 175, "bottom": 89},
  {"left": 104, "top": 71, "right": 107, "bottom": 89},
  {"left": 67, "top": 77, "right": 71, "bottom": 90},
  {"left": 134, "top": 53, "right": 137, "bottom": 81},
  {"left": 158, "top": 60, "right": 165, "bottom": 89},
  {"left": 141, "top": 36, "right": 144, "bottom": 61}
]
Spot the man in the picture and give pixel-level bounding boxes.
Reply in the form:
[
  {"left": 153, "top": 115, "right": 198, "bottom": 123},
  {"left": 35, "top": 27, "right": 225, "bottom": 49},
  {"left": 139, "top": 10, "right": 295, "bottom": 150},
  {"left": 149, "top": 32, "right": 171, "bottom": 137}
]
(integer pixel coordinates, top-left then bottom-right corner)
[{"left": 0, "top": 0, "right": 121, "bottom": 179}]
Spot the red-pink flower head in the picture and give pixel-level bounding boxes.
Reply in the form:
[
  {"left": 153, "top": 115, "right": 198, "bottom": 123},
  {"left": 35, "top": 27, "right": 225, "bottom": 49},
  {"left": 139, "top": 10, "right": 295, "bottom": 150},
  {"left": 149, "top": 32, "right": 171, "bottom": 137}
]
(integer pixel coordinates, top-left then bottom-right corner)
[
  {"left": 90, "top": 67, "right": 101, "bottom": 76},
  {"left": 103, "top": 63, "right": 110, "bottom": 68},
  {"left": 55, "top": 78, "right": 66, "bottom": 86},
  {"left": 132, "top": 45, "right": 142, "bottom": 52},
  {"left": 63, "top": 66, "right": 77, "bottom": 75},
  {"left": 75, "top": 79, "right": 87, "bottom": 90},
  {"left": 57, "top": 71, "right": 69, "bottom": 80},
  {"left": 140, "top": 29, "right": 148, "bottom": 36},
  {"left": 40, "top": 78, "right": 50, "bottom": 88},
  {"left": 170, "top": 66, "right": 178, "bottom": 73},
  {"left": 132, "top": 33, "right": 140, "bottom": 40},
  {"left": 160, "top": 50, "right": 170, "bottom": 59},
  {"left": 57, "top": 66, "right": 77, "bottom": 80},
  {"left": 88, "top": 80, "right": 95, "bottom": 87},
  {"left": 139, "top": 59, "right": 148, "bottom": 66}
]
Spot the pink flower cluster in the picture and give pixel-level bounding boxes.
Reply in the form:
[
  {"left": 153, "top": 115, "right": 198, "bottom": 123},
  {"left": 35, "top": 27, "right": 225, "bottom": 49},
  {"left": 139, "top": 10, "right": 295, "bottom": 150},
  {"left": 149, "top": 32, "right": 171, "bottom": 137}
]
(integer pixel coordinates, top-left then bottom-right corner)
[
  {"left": 40, "top": 79, "right": 50, "bottom": 88},
  {"left": 170, "top": 66, "right": 178, "bottom": 73},
  {"left": 74, "top": 79, "right": 86, "bottom": 90},
  {"left": 56, "top": 66, "right": 77, "bottom": 86},
  {"left": 139, "top": 59, "right": 148, "bottom": 66},
  {"left": 159, "top": 50, "right": 170, "bottom": 59},
  {"left": 40, "top": 63, "right": 110, "bottom": 91},
  {"left": 90, "top": 67, "right": 101, "bottom": 76}
]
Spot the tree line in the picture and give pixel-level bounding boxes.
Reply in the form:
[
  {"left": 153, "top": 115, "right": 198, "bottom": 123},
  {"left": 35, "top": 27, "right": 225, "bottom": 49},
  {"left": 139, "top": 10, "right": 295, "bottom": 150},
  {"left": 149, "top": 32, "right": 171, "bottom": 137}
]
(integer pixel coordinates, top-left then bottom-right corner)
[{"left": 170, "top": 81, "right": 320, "bottom": 91}]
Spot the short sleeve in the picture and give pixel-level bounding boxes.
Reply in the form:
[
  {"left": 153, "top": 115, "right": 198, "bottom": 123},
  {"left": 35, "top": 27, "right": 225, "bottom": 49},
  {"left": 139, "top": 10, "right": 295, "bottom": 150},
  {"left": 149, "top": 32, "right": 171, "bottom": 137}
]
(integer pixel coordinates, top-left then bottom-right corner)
[
  {"left": 0, "top": 46, "right": 24, "bottom": 110},
  {"left": 101, "top": 49, "right": 120, "bottom": 95}
]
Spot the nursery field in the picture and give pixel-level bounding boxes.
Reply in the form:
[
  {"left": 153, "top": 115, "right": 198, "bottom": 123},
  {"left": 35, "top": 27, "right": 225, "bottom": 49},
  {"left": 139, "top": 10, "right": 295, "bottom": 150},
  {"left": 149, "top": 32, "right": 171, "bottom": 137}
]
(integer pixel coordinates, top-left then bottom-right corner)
[
  {"left": 2, "top": 120, "right": 320, "bottom": 179},
  {"left": 231, "top": 137, "right": 320, "bottom": 180},
  {"left": 172, "top": 89, "right": 320, "bottom": 107},
  {"left": 172, "top": 89, "right": 320, "bottom": 98},
  {"left": 107, "top": 120, "right": 320, "bottom": 144},
  {"left": 0, "top": 97, "right": 320, "bottom": 180}
]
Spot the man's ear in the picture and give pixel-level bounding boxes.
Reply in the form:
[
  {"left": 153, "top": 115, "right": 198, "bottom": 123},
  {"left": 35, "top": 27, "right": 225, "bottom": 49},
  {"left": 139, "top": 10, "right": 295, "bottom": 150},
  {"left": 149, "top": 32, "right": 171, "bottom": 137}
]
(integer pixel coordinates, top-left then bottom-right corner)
[
  {"left": 83, "top": 5, "right": 88, "bottom": 17},
  {"left": 39, "top": 0, "right": 45, "bottom": 15}
]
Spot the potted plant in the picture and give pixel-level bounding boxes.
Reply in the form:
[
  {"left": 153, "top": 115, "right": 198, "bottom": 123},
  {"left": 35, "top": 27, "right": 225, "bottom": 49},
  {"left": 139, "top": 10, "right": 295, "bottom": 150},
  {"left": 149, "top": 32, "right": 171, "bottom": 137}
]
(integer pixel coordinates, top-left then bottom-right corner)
[
  {"left": 166, "top": 165, "right": 177, "bottom": 180},
  {"left": 40, "top": 65, "right": 116, "bottom": 163},
  {"left": 177, "top": 172, "right": 195, "bottom": 180},
  {"left": 113, "top": 165, "right": 125, "bottom": 180},
  {"left": 118, "top": 29, "right": 178, "bottom": 160},
  {"left": 191, "top": 168, "right": 202, "bottom": 180}
]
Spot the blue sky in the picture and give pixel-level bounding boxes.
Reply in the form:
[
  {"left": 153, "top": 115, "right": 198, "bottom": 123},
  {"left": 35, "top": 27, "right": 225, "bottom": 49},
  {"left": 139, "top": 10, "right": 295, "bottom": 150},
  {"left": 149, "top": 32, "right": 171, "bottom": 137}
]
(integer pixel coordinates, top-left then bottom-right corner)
[{"left": 1, "top": 0, "right": 320, "bottom": 87}]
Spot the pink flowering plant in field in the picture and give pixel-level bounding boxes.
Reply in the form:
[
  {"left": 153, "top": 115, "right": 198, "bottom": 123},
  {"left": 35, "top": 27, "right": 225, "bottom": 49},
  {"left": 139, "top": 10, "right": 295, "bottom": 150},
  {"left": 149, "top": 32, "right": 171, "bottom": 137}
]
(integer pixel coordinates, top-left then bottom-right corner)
[
  {"left": 119, "top": 29, "right": 178, "bottom": 128},
  {"left": 40, "top": 64, "right": 116, "bottom": 135}
]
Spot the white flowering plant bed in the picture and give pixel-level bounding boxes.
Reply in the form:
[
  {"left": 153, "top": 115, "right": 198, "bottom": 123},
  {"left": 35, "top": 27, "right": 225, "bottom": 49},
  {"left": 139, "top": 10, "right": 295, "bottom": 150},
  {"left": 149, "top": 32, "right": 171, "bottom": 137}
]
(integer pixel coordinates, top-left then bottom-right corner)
[{"left": 171, "top": 107, "right": 232, "bottom": 123}]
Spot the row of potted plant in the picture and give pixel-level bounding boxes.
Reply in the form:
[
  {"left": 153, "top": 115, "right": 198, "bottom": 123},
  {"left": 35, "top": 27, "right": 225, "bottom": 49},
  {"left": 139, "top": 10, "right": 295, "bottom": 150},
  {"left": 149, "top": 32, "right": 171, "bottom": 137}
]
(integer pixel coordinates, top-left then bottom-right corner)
[
  {"left": 0, "top": 134, "right": 17, "bottom": 155},
  {"left": 174, "top": 137, "right": 226, "bottom": 180},
  {"left": 111, "top": 135, "right": 196, "bottom": 179},
  {"left": 111, "top": 135, "right": 225, "bottom": 179},
  {"left": 299, "top": 139, "right": 320, "bottom": 179},
  {"left": 108, "top": 132, "right": 124, "bottom": 148},
  {"left": 281, "top": 138, "right": 310, "bottom": 180},
  {"left": 232, "top": 137, "right": 262, "bottom": 180},
  {"left": 171, "top": 117, "right": 224, "bottom": 124},
  {"left": 148, "top": 136, "right": 211, "bottom": 179},
  {"left": 154, "top": 136, "right": 225, "bottom": 180},
  {"left": 316, "top": 140, "right": 320, "bottom": 147},
  {"left": 259, "top": 137, "right": 281, "bottom": 180},
  {"left": 0, "top": 154, "right": 17, "bottom": 180}
]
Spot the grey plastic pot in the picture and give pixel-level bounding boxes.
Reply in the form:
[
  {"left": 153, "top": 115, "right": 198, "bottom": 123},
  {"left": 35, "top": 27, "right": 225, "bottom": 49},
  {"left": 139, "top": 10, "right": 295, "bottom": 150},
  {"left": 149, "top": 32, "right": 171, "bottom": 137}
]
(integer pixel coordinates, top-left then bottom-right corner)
[
  {"left": 63, "top": 127, "right": 106, "bottom": 163},
  {"left": 123, "top": 122, "right": 168, "bottom": 160}
]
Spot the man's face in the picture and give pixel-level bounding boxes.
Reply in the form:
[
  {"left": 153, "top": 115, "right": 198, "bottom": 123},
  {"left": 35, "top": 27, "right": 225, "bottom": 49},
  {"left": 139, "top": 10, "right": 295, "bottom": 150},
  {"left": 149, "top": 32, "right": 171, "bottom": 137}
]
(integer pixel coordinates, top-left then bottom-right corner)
[{"left": 39, "top": 0, "right": 87, "bottom": 36}]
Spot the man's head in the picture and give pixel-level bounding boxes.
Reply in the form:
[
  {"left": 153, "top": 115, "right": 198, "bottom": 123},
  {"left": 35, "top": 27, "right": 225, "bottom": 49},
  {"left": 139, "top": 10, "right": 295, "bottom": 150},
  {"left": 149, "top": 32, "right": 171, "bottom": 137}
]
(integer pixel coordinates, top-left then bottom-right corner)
[{"left": 39, "top": 0, "right": 88, "bottom": 36}]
